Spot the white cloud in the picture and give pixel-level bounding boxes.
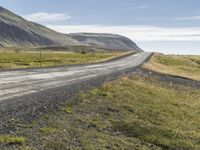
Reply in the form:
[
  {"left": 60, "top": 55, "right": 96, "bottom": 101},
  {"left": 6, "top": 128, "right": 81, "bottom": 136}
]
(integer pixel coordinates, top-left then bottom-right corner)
[
  {"left": 123, "top": 5, "right": 148, "bottom": 12},
  {"left": 23, "top": 12, "right": 71, "bottom": 22},
  {"left": 189, "top": 10, "right": 200, "bottom": 15},
  {"left": 47, "top": 24, "right": 200, "bottom": 42},
  {"left": 173, "top": 15, "right": 200, "bottom": 20}
]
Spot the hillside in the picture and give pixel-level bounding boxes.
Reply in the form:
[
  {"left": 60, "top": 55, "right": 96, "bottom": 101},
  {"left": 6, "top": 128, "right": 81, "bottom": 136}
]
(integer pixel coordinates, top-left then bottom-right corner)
[
  {"left": 0, "top": 6, "right": 142, "bottom": 52},
  {"left": 143, "top": 53, "right": 200, "bottom": 81},
  {"left": 69, "top": 33, "right": 142, "bottom": 51},
  {"left": 0, "top": 6, "right": 82, "bottom": 47}
]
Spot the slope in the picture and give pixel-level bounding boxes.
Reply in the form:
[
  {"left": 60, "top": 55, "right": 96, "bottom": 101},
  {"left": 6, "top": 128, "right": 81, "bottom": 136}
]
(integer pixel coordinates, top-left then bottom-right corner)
[
  {"left": 0, "top": 6, "right": 81, "bottom": 47},
  {"left": 69, "top": 33, "right": 142, "bottom": 51}
]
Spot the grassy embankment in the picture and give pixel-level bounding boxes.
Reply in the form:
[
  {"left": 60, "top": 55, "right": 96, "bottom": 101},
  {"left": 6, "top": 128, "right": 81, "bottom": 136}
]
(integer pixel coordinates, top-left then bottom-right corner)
[
  {"left": 3, "top": 73, "right": 200, "bottom": 149},
  {"left": 0, "top": 47, "right": 128, "bottom": 69},
  {"left": 143, "top": 53, "right": 200, "bottom": 81}
]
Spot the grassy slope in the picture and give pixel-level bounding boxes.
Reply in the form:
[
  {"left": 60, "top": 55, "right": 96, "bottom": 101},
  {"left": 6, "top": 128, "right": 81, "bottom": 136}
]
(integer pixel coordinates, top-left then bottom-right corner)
[
  {"left": 0, "top": 50, "right": 126, "bottom": 69},
  {"left": 143, "top": 53, "right": 200, "bottom": 81},
  {"left": 3, "top": 74, "right": 200, "bottom": 149}
]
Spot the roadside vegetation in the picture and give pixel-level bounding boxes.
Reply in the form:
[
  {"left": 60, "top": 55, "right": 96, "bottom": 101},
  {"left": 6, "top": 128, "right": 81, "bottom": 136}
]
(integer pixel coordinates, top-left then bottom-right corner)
[
  {"left": 0, "top": 135, "right": 25, "bottom": 145},
  {"left": 143, "top": 53, "right": 200, "bottom": 81},
  {"left": 3, "top": 73, "right": 200, "bottom": 149},
  {"left": 0, "top": 47, "right": 127, "bottom": 69}
]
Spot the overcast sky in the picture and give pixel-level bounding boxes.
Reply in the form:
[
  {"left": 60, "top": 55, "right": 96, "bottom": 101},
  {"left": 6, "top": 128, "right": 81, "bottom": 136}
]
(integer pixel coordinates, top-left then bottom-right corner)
[{"left": 0, "top": 0, "right": 200, "bottom": 54}]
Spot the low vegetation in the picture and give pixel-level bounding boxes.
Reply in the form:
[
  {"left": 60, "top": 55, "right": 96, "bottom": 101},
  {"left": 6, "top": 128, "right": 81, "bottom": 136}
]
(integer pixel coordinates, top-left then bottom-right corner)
[
  {"left": 0, "top": 47, "right": 127, "bottom": 69},
  {"left": 39, "top": 127, "right": 58, "bottom": 135},
  {"left": 4, "top": 74, "right": 200, "bottom": 149},
  {"left": 0, "top": 135, "right": 25, "bottom": 145},
  {"left": 143, "top": 53, "right": 200, "bottom": 81}
]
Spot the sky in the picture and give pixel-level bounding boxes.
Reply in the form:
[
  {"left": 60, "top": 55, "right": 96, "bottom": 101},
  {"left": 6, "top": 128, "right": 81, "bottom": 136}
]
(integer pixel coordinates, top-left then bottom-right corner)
[{"left": 0, "top": 0, "right": 200, "bottom": 54}]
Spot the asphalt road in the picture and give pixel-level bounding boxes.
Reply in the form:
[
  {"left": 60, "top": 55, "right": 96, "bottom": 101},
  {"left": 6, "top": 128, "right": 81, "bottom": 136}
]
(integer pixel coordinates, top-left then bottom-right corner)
[{"left": 0, "top": 52, "right": 151, "bottom": 102}]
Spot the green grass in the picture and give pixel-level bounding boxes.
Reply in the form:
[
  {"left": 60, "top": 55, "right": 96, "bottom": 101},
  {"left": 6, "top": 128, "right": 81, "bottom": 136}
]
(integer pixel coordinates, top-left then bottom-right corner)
[
  {"left": 61, "top": 105, "right": 73, "bottom": 114},
  {"left": 6, "top": 74, "right": 200, "bottom": 149},
  {"left": 0, "top": 135, "right": 26, "bottom": 145},
  {"left": 39, "top": 127, "right": 58, "bottom": 135},
  {"left": 143, "top": 53, "right": 200, "bottom": 81},
  {"left": 0, "top": 49, "right": 126, "bottom": 69}
]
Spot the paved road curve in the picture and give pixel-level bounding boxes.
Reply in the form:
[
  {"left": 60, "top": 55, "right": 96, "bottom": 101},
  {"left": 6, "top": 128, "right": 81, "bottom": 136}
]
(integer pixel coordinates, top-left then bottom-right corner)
[{"left": 0, "top": 52, "right": 152, "bottom": 102}]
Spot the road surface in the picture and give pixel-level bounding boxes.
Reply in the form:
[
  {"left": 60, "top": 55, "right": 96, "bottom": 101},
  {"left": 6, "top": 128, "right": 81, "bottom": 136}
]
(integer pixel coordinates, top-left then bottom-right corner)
[{"left": 0, "top": 52, "right": 152, "bottom": 102}]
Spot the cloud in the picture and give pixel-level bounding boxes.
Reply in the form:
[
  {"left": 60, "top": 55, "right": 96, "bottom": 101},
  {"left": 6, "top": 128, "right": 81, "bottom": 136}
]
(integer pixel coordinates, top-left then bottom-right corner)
[
  {"left": 47, "top": 24, "right": 200, "bottom": 42},
  {"left": 123, "top": 5, "right": 148, "bottom": 12},
  {"left": 129, "top": 5, "right": 148, "bottom": 10},
  {"left": 189, "top": 10, "right": 200, "bottom": 15},
  {"left": 23, "top": 12, "right": 71, "bottom": 23},
  {"left": 172, "top": 15, "right": 200, "bottom": 20}
]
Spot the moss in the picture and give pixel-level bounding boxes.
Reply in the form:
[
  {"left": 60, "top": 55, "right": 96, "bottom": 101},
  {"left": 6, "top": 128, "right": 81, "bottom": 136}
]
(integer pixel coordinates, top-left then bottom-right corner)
[
  {"left": 43, "top": 140, "right": 67, "bottom": 150},
  {"left": 0, "top": 135, "right": 26, "bottom": 145},
  {"left": 39, "top": 127, "right": 58, "bottom": 135},
  {"left": 16, "top": 146, "right": 33, "bottom": 150},
  {"left": 61, "top": 105, "right": 73, "bottom": 114}
]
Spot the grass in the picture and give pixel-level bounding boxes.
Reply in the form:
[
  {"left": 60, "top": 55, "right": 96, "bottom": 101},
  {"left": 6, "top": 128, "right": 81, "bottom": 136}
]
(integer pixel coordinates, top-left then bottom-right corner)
[
  {"left": 61, "top": 105, "right": 73, "bottom": 114},
  {"left": 39, "top": 127, "right": 58, "bottom": 135},
  {"left": 6, "top": 74, "right": 200, "bottom": 149},
  {"left": 0, "top": 135, "right": 26, "bottom": 145},
  {"left": 143, "top": 53, "right": 200, "bottom": 81},
  {"left": 0, "top": 48, "right": 127, "bottom": 69}
]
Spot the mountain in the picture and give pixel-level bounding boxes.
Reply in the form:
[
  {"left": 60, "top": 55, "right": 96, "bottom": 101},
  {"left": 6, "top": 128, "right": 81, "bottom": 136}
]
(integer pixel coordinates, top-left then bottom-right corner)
[
  {"left": 0, "top": 6, "right": 142, "bottom": 52},
  {"left": 0, "top": 6, "right": 82, "bottom": 47},
  {"left": 69, "top": 33, "right": 142, "bottom": 51}
]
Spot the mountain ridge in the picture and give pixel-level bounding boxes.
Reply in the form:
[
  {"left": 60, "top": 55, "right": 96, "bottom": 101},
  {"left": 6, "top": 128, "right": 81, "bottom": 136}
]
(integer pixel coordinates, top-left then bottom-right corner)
[
  {"left": 0, "top": 6, "right": 142, "bottom": 52},
  {"left": 0, "top": 6, "right": 82, "bottom": 47},
  {"left": 69, "top": 33, "right": 142, "bottom": 51}
]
